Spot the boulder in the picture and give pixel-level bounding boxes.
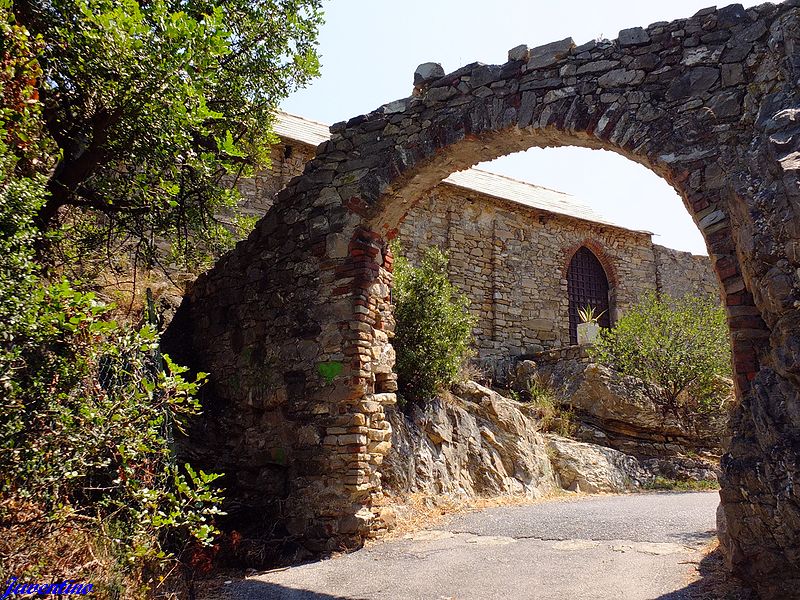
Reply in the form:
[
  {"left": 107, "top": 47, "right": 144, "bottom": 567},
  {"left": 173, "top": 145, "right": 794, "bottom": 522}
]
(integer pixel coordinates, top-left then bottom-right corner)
[{"left": 545, "top": 434, "right": 652, "bottom": 493}]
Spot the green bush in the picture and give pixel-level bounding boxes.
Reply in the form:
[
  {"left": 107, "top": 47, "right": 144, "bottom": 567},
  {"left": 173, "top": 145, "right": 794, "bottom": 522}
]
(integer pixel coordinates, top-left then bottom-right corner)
[
  {"left": 392, "top": 244, "right": 477, "bottom": 406},
  {"left": 0, "top": 11, "right": 223, "bottom": 588},
  {"left": 0, "top": 217, "right": 224, "bottom": 584},
  {"left": 590, "top": 292, "right": 732, "bottom": 415},
  {"left": 0, "top": 271, "right": 225, "bottom": 583}
]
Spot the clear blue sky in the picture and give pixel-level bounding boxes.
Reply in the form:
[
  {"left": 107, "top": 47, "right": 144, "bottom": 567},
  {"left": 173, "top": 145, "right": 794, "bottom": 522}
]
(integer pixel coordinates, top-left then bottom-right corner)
[{"left": 282, "top": 0, "right": 763, "bottom": 255}]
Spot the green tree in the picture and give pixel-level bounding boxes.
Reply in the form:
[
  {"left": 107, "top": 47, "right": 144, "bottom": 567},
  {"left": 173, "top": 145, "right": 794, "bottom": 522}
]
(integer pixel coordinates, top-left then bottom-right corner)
[
  {"left": 590, "top": 292, "right": 732, "bottom": 415},
  {"left": 0, "top": 4, "right": 51, "bottom": 330},
  {"left": 392, "top": 245, "right": 477, "bottom": 405},
  {"left": 11, "top": 0, "right": 322, "bottom": 267}
]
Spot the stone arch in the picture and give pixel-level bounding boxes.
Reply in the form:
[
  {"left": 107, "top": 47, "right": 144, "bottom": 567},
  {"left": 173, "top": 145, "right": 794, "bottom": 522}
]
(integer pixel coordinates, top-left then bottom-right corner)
[{"left": 165, "top": 3, "right": 800, "bottom": 596}]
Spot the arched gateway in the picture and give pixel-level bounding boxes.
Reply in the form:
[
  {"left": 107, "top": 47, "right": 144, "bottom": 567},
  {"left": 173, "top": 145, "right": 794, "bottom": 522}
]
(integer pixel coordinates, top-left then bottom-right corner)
[{"left": 165, "top": 3, "right": 800, "bottom": 596}]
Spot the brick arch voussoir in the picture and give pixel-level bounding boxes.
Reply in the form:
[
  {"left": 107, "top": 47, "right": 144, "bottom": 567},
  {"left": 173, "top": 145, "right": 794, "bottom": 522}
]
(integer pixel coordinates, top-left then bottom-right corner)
[{"left": 560, "top": 239, "right": 619, "bottom": 289}]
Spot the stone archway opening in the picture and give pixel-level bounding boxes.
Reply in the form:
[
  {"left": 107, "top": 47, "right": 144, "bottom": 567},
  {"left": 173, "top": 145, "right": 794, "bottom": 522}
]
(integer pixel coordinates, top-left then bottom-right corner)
[
  {"left": 390, "top": 136, "right": 725, "bottom": 361},
  {"left": 371, "top": 117, "right": 745, "bottom": 371},
  {"left": 165, "top": 4, "right": 800, "bottom": 597}
]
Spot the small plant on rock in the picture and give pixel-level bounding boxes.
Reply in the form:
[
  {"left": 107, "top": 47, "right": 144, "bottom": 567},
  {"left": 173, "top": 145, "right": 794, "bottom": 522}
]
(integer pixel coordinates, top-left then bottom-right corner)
[{"left": 520, "top": 373, "right": 575, "bottom": 436}]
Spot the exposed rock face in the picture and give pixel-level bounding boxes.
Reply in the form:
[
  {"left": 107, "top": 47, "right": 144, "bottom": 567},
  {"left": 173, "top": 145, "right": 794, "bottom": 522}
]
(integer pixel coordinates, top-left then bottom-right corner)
[
  {"left": 384, "top": 382, "right": 653, "bottom": 498},
  {"left": 641, "top": 456, "right": 719, "bottom": 484},
  {"left": 383, "top": 381, "right": 557, "bottom": 498},
  {"left": 545, "top": 434, "right": 651, "bottom": 493},
  {"left": 535, "top": 359, "right": 727, "bottom": 459},
  {"left": 165, "top": 3, "right": 800, "bottom": 594}
]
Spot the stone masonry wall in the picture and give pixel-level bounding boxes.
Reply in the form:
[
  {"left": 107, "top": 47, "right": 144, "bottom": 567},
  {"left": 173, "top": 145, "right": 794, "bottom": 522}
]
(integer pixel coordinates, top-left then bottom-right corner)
[
  {"left": 235, "top": 141, "right": 316, "bottom": 219},
  {"left": 398, "top": 185, "right": 656, "bottom": 356},
  {"left": 654, "top": 243, "right": 720, "bottom": 300}
]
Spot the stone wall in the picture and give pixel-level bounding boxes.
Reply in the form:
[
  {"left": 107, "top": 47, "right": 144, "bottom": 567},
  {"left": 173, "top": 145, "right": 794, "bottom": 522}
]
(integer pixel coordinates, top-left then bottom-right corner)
[
  {"left": 399, "top": 185, "right": 656, "bottom": 356},
  {"left": 235, "top": 141, "right": 316, "bottom": 219},
  {"left": 654, "top": 243, "right": 720, "bottom": 300}
]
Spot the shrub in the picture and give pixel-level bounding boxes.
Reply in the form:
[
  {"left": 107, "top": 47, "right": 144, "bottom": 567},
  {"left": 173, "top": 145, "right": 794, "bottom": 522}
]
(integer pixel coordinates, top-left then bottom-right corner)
[
  {"left": 0, "top": 14, "right": 223, "bottom": 591},
  {"left": 392, "top": 244, "right": 477, "bottom": 406},
  {"left": 590, "top": 292, "right": 732, "bottom": 416},
  {"left": 0, "top": 279, "right": 224, "bottom": 585}
]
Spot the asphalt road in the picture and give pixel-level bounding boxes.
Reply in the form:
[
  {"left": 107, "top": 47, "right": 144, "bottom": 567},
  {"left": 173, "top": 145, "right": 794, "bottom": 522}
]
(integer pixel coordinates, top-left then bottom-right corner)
[{"left": 212, "top": 492, "right": 720, "bottom": 600}]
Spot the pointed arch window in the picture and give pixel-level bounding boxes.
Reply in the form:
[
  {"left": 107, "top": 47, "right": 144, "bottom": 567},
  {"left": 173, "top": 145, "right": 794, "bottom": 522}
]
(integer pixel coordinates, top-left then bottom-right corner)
[{"left": 567, "top": 247, "right": 611, "bottom": 344}]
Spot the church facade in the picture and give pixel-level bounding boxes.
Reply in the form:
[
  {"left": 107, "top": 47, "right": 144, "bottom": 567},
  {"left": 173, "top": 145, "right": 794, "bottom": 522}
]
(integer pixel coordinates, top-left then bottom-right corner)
[{"left": 238, "top": 112, "right": 718, "bottom": 359}]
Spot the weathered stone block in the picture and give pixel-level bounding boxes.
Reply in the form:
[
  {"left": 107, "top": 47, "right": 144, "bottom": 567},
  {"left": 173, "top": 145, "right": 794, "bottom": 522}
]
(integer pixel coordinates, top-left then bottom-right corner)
[
  {"left": 508, "top": 44, "right": 529, "bottom": 62},
  {"left": 618, "top": 27, "right": 650, "bottom": 47},
  {"left": 339, "top": 434, "right": 368, "bottom": 446},
  {"left": 597, "top": 68, "right": 645, "bottom": 87},
  {"left": 414, "top": 62, "right": 445, "bottom": 86},
  {"left": 526, "top": 37, "right": 574, "bottom": 70}
]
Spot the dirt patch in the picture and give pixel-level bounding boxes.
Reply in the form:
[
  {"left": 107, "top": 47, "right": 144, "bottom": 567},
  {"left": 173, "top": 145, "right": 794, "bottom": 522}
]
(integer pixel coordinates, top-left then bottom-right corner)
[
  {"left": 375, "top": 489, "right": 585, "bottom": 542},
  {"left": 680, "top": 541, "right": 757, "bottom": 599}
]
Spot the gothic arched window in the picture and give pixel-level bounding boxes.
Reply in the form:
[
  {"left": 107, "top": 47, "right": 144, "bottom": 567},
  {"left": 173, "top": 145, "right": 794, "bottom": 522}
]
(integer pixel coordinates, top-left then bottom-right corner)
[{"left": 567, "top": 246, "right": 611, "bottom": 344}]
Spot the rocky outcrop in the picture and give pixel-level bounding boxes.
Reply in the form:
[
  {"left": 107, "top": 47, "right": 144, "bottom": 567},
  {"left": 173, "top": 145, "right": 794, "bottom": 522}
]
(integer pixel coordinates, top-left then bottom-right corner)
[
  {"left": 384, "top": 380, "right": 719, "bottom": 503},
  {"left": 545, "top": 434, "right": 651, "bottom": 493},
  {"left": 530, "top": 359, "right": 727, "bottom": 461},
  {"left": 384, "top": 381, "right": 660, "bottom": 499},
  {"left": 641, "top": 456, "right": 719, "bottom": 484},
  {"left": 383, "top": 382, "right": 557, "bottom": 498}
]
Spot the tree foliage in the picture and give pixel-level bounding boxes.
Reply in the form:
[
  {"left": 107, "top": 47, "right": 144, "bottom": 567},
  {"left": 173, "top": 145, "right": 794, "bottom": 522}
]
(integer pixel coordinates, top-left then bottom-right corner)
[
  {"left": 590, "top": 292, "right": 732, "bottom": 414},
  {"left": 392, "top": 245, "right": 477, "bottom": 406},
  {"left": 0, "top": 8, "right": 223, "bottom": 586},
  {"left": 12, "top": 0, "right": 322, "bottom": 267}
]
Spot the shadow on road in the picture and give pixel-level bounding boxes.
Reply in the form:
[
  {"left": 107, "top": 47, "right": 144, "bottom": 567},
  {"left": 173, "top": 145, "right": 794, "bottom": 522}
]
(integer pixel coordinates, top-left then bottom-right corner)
[
  {"left": 666, "top": 528, "right": 717, "bottom": 546},
  {"left": 204, "top": 579, "right": 369, "bottom": 600},
  {"left": 205, "top": 579, "right": 368, "bottom": 600},
  {"left": 654, "top": 548, "right": 756, "bottom": 600}
]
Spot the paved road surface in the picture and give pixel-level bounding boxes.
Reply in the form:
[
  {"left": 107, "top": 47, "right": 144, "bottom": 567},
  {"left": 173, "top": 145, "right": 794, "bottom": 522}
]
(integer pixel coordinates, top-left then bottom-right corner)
[{"left": 213, "top": 492, "right": 719, "bottom": 600}]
